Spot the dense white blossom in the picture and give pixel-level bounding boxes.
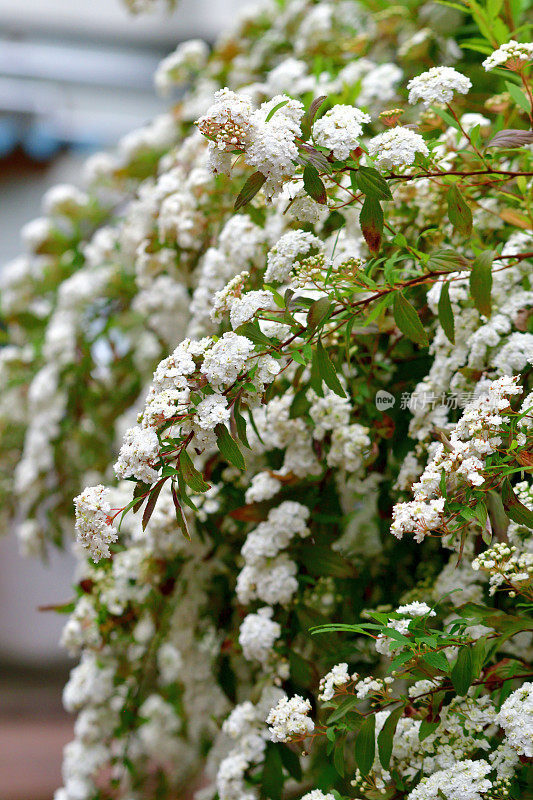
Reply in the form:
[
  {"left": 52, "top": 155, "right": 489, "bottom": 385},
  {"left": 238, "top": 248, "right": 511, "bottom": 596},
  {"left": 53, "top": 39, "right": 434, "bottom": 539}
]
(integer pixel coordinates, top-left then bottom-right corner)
[
  {"left": 496, "top": 682, "right": 533, "bottom": 757},
  {"left": 239, "top": 607, "right": 281, "bottom": 663},
  {"left": 114, "top": 425, "right": 160, "bottom": 484},
  {"left": 155, "top": 39, "right": 210, "bottom": 94},
  {"left": 483, "top": 40, "right": 533, "bottom": 71},
  {"left": 312, "top": 105, "right": 370, "bottom": 159},
  {"left": 74, "top": 485, "right": 117, "bottom": 561},
  {"left": 266, "top": 694, "right": 314, "bottom": 741},
  {"left": 406, "top": 759, "right": 492, "bottom": 800},
  {"left": 367, "top": 126, "right": 429, "bottom": 170},
  {"left": 407, "top": 67, "right": 472, "bottom": 106}
]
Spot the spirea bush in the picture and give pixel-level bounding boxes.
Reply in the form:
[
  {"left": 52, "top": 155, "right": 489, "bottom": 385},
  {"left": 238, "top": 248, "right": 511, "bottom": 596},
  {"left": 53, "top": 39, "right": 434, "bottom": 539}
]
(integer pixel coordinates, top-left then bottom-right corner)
[{"left": 2, "top": 1, "right": 533, "bottom": 799}]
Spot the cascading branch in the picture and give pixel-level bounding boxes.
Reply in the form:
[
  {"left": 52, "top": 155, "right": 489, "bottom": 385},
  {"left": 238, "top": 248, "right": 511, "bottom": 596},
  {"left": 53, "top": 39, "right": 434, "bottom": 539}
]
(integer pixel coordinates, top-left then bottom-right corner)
[
  {"left": 0, "top": 0, "right": 444, "bottom": 556},
  {"left": 5, "top": 1, "right": 533, "bottom": 800}
]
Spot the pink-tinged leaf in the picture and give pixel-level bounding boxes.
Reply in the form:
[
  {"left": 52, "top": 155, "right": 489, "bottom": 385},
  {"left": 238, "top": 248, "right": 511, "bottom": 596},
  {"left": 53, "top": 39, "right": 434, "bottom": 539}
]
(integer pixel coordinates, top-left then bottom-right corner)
[{"left": 486, "top": 129, "right": 533, "bottom": 149}]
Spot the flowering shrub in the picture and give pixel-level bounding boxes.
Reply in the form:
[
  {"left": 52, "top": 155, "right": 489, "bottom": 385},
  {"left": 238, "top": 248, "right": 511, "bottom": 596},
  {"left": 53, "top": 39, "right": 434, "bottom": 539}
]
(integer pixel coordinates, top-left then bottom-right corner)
[{"left": 3, "top": 1, "right": 533, "bottom": 799}]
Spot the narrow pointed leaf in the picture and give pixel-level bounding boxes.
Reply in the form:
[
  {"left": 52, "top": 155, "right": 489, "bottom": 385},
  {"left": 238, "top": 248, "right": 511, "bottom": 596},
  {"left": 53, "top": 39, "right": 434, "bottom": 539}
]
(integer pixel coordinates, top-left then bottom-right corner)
[
  {"left": 180, "top": 450, "right": 210, "bottom": 493},
  {"left": 486, "top": 128, "right": 533, "bottom": 149},
  {"left": 393, "top": 292, "right": 429, "bottom": 347},
  {"left": 234, "top": 171, "right": 266, "bottom": 210},
  {"left": 171, "top": 482, "right": 191, "bottom": 540},
  {"left": 355, "top": 166, "right": 393, "bottom": 200},
  {"left": 377, "top": 705, "right": 404, "bottom": 769},
  {"left": 307, "top": 296, "right": 333, "bottom": 332},
  {"left": 437, "top": 281, "right": 455, "bottom": 344},
  {"left": 470, "top": 250, "right": 494, "bottom": 317},
  {"left": 451, "top": 646, "right": 474, "bottom": 696},
  {"left": 142, "top": 479, "right": 165, "bottom": 531},
  {"left": 215, "top": 424, "right": 246, "bottom": 470},
  {"left": 303, "top": 162, "right": 327, "bottom": 204},
  {"left": 315, "top": 339, "right": 346, "bottom": 397},
  {"left": 360, "top": 196, "right": 383, "bottom": 253},
  {"left": 502, "top": 478, "right": 533, "bottom": 527},
  {"left": 447, "top": 185, "right": 472, "bottom": 236},
  {"left": 300, "top": 95, "right": 327, "bottom": 139},
  {"left": 355, "top": 714, "right": 376, "bottom": 776}
]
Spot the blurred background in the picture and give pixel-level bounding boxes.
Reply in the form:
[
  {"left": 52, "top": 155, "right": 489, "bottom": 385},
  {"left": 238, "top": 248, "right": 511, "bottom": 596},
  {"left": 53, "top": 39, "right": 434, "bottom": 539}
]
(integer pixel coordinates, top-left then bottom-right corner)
[{"left": 0, "top": 1, "right": 246, "bottom": 797}]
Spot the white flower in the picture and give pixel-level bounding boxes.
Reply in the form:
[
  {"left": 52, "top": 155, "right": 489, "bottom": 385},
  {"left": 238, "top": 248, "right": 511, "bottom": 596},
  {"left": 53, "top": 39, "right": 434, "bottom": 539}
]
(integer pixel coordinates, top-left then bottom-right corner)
[
  {"left": 239, "top": 607, "right": 281, "bottom": 663},
  {"left": 74, "top": 485, "right": 117, "bottom": 562},
  {"left": 157, "top": 643, "right": 184, "bottom": 686},
  {"left": 312, "top": 105, "right": 370, "bottom": 159},
  {"left": 195, "top": 394, "right": 230, "bottom": 430},
  {"left": 407, "top": 67, "right": 472, "bottom": 106},
  {"left": 229, "top": 289, "right": 275, "bottom": 330},
  {"left": 202, "top": 332, "right": 255, "bottom": 390},
  {"left": 407, "top": 759, "right": 492, "bottom": 800},
  {"left": 396, "top": 601, "right": 436, "bottom": 617},
  {"left": 43, "top": 184, "right": 89, "bottom": 217},
  {"left": 266, "top": 694, "right": 314, "bottom": 741},
  {"left": 155, "top": 39, "right": 209, "bottom": 94},
  {"left": 114, "top": 425, "right": 160, "bottom": 484},
  {"left": 496, "top": 682, "right": 533, "bottom": 757},
  {"left": 198, "top": 90, "right": 303, "bottom": 197},
  {"left": 300, "top": 792, "right": 336, "bottom": 800},
  {"left": 265, "top": 230, "right": 323, "bottom": 284},
  {"left": 483, "top": 40, "right": 533, "bottom": 71},
  {"left": 245, "top": 471, "right": 281, "bottom": 504},
  {"left": 367, "top": 126, "right": 429, "bottom": 170},
  {"left": 318, "top": 663, "right": 351, "bottom": 701}
]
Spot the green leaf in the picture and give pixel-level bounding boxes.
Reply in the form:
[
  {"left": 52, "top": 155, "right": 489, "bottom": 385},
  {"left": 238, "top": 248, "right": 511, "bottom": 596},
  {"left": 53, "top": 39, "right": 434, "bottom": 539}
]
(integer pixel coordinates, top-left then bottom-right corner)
[
  {"left": 180, "top": 450, "right": 210, "bottom": 493},
  {"left": 334, "top": 739, "right": 345, "bottom": 777},
  {"left": 377, "top": 705, "right": 404, "bottom": 769},
  {"left": 438, "top": 281, "right": 455, "bottom": 344},
  {"left": 265, "top": 99, "right": 290, "bottom": 122},
  {"left": 298, "top": 544, "right": 352, "bottom": 578},
  {"left": 422, "top": 651, "right": 449, "bottom": 674},
  {"left": 307, "top": 296, "right": 333, "bottom": 332},
  {"left": 132, "top": 480, "right": 150, "bottom": 513},
  {"left": 142, "top": 479, "right": 165, "bottom": 531},
  {"left": 419, "top": 720, "right": 440, "bottom": 741},
  {"left": 314, "top": 339, "right": 346, "bottom": 397},
  {"left": 303, "top": 162, "right": 327, "bottom": 204},
  {"left": 289, "top": 386, "right": 311, "bottom": 419},
  {"left": 505, "top": 81, "right": 531, "bottom": 113},
  {"left": 234, "top": 171, "right": 267, "bottom": 210},
  {"left": 470, "top": 250, "right": 494, "bottom": 317},
  {"left": 327, "top": 695, "right": 359, "bottom": 724},
  {"left": 427, "top": 249, "right": 471, "bottom": 273},
  {"left": 233, "top": 401, "right": 251, "bottom": 449},
  {"left": 236, "top": 321, "right": 274, "bottom": 346},
  {"left": 360, "top": 196, "right": 383, "bottom": 253},
  {"left": 447, "top": 185, "right": 473, "bottom": 236},
  {"left": 501, "top": 479, "right": 533, "bottom": 528},
  {"left": 355, "top": 166, "right": 393, "bottom": 200},
  {"left": 451, "top": 646, "right": 474, "bottom": 696},
  {"left": 262, "top": 743, "right": 284, "bottom": 800},
  {"left": 279, "top": 745, "right": 302, "bottom": 782},
  {"left": 393, "top": 292, "right": 429, "bottom": 348},
  {"left": 300, "top": 95, "right": 327, "bottom": 140},
  {"left": 171, "top": 482, "right": 191, "bottom": 540},
  {"left": 355, "top": 714, "right": 376, "bottom": 776},
  {"left": 215, "top": 424, "right": 246, "bottom": 470}
]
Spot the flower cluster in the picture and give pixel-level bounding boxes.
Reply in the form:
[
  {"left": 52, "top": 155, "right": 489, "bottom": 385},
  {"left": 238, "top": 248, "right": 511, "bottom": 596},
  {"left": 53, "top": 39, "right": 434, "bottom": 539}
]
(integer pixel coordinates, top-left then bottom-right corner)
[{"left": 3, "top": 2, "right": 533, "bottom": 800}]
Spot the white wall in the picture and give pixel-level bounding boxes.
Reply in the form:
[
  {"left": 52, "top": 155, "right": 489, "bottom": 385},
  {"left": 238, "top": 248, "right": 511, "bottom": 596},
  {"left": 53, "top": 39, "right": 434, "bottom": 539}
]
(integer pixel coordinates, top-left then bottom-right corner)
[{"left": 0, "top": 0, "right": 247, "bottom": 45}]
